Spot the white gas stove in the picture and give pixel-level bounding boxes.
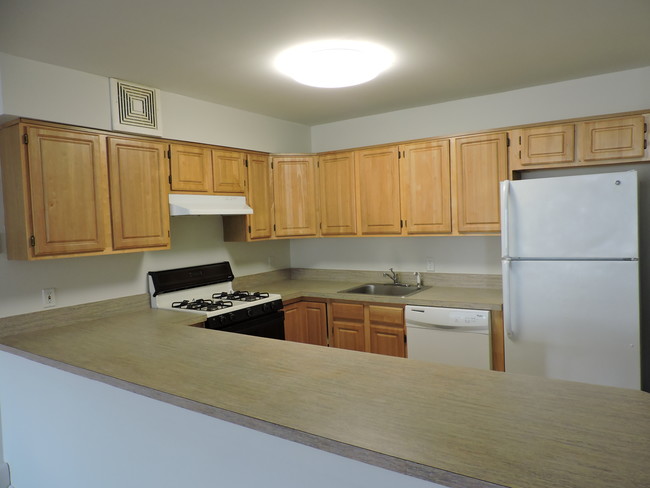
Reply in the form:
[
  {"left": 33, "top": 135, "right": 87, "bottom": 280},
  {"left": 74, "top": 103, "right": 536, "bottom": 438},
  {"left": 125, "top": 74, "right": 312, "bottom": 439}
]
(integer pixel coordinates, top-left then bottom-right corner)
[{"left": 148, "top": 262, "right": 284, "bottom": 339}]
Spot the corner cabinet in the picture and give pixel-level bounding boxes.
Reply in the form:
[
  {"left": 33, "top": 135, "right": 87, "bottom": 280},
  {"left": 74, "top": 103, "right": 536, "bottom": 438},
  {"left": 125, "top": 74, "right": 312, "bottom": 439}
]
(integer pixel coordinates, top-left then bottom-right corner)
[
  {"left": 0, "top": 121, "right": 170, "bottom": 260},
  {"left": 452, "top": 132, "right": 508, "bottom": 234},
  {"left": 283, "top": 300, "right": 328, "bottom": 346},
  {"left": 272, "top": 155, "right": 319, "bottom": 238}
]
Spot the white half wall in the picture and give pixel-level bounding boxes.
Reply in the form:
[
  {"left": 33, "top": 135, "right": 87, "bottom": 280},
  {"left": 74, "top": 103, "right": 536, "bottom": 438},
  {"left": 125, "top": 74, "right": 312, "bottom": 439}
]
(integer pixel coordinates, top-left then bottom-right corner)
[
  {"left": 310, "top": 66, "right": 650, "bottom": 152},
  {"left": 0, "top": 351, "right": 444, "bottom": 488}
]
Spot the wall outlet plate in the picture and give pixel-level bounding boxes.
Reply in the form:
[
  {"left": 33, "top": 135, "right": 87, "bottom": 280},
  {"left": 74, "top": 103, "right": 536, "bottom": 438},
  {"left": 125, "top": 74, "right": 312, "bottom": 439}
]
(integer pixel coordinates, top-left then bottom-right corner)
[
  {"left": 425, "top": 258, "right": 435, "bottom": 271},
  {"left": 42, "top": 288, "right": 56, "bottom": 308}
]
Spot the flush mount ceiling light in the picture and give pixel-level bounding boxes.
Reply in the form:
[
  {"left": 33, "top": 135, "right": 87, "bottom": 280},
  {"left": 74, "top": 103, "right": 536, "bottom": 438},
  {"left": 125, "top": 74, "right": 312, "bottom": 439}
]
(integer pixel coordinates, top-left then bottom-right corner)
[{"left": 274, "top": 40, "right": 394, "bottom": 88}]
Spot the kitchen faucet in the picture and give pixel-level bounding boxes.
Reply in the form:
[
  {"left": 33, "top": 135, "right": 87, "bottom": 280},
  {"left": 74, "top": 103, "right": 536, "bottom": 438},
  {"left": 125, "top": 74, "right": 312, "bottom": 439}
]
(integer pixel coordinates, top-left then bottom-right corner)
[{"left": 383, "top": 267, "right": 402, "bottom": 285}]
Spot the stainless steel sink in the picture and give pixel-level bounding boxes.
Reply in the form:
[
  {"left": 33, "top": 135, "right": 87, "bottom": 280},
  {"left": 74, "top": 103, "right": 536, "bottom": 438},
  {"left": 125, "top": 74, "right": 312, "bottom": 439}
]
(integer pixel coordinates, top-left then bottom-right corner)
[{"left": 338, "top": 283, "right": 429, "bottom": 297}]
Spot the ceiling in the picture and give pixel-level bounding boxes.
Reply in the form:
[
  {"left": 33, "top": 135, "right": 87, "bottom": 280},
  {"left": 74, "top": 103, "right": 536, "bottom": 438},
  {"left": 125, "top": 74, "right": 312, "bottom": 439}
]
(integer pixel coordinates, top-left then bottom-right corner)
[{"left": 1, "top": 0, "right": 650, "bottom": 126}]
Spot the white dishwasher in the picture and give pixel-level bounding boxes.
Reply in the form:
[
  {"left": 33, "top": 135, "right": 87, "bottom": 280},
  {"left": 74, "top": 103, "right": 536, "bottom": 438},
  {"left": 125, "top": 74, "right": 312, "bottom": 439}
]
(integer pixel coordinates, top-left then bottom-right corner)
[{"left": 405, "top": 305, "right": 491, "bottom": 370}]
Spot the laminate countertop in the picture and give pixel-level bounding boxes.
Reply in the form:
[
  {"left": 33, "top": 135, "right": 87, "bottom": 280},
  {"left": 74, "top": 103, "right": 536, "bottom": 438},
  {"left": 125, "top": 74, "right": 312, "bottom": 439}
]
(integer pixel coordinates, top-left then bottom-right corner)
[
  {"left": 1, "top": 294, "right": 648, "bottom": 488},
  {"left": 259, "top": 278, "right": 503, "bottom": 310}
]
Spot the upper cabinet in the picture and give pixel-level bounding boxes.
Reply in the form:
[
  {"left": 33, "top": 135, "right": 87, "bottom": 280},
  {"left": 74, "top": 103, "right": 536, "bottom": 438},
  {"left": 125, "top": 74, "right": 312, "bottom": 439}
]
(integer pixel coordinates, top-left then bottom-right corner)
[
  {"left": 0, "top": 121, "right": 170, "bottom": 260},
  {"left": 452, "top": 132, "right": 508, "bottom": 234},
  {"left": 169, "top": 144, "right": 247, "bottom": 195},
  {"left": 356, "top": 146, "right": 402, "bottom": 235},
  {"left": 212, "top": 149, "right": 246, "bottom": 194},
  {"left": 107, "top": 137, "right": 170, "bottom": 251},
  {"left": 169, "top": 143, "right": 211, "bottom": 193},
  {"left": 272, "top": 155, "right": 319, "bottom": 238},
  {"left": 510, "top": 123, "right": 576, "bottom": 170},
  {"left": 14, "top": 125, "right": 110, "bottom": 258},
  {"left": 319, "top": 151, "right": 357, "bottom": 236},
  {"left": 400, "top": 140, "right": 452, "bottom": 235},
  {"left": 578, "top": 115, "right": 646, "bottom": 161}
]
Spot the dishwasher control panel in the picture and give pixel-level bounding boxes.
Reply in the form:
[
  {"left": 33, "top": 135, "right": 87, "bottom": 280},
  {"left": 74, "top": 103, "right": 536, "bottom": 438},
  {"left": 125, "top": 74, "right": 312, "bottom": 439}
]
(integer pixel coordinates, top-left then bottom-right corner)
[{"left": 449, "top": 311, "right": 489, "bottom": 325}]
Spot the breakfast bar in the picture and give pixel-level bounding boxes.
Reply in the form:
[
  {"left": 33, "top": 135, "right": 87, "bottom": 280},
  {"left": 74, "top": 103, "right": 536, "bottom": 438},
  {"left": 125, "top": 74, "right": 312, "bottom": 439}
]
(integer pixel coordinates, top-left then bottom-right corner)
[{"left": 0, "top": 294, "right": 648, "bottom": 488}]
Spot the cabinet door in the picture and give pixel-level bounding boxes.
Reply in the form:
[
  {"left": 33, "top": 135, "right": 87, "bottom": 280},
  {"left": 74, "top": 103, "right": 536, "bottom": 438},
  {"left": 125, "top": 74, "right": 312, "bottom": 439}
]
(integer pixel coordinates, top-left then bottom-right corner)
[
  {"left": 330, "top": 302, "right": 365, "bottom": 352},
  {"left": 212, "top": 149, "right": 246, "bottom": 194},
  {"left": 356, "top": 147, "right": 401, "bottom": 235},
  {"left": 26, "top": 126, "right": 109, "bottom": 256},
  {"left": 170, "top": 143, "right": 211, "bottom": 192},
  {"left": 273, "top": 156, "right": 318, "bottom": 237},
  {"left": 579, "top": 115, "right": 646, "bottom": 161},
  {"left": 368, "top": 304, "right": 405, "bottom": 357},
  {"left": 319, "top": 152, "right": 357, "bottom": 236},
  {"left": 284, "top": 301, "right": 328, "bottom": 346},
  {"left": 400, "top": 140, "right": 451, "bottom": 235},
  {"left": 247, "top": 154, "right": 274, "bottom": 240},
  {"left": 453, "top": 132, "right": 508, "bottom": 233},
  {"left": 515, "top": 124, "right": 575, "bottom": 167},
  {"left": 108, "top": 138, "right": 170, "bottom": 250}
]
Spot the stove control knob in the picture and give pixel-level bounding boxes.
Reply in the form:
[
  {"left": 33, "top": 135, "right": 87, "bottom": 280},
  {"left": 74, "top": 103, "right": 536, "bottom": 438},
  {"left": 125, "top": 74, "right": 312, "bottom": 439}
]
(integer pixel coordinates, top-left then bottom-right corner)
[
  {"left": 218, "top": 315, "right": 228, "bottom": 325},
  {"left": 246, "top": 308, "right": 255, "bottom": 318},
  {"left": 228, "top": 313, "right": 237, "bottom": 322},
  {"left": 263, "top": 303, "right": 271, "bottom": 312}
]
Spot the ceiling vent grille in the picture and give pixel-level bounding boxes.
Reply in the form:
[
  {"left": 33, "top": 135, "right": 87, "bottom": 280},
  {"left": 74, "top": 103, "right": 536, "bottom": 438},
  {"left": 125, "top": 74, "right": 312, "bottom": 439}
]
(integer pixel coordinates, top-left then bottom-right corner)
[{"left": 110, "top": 78, "right": 162, "bottom": 136}]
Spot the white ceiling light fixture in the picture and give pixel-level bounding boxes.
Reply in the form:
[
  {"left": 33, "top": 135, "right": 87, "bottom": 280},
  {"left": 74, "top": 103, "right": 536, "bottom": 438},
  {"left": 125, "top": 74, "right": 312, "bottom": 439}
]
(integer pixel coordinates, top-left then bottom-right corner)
[{"left": 274, "top": 40, "right": 395, "bottom": 88}]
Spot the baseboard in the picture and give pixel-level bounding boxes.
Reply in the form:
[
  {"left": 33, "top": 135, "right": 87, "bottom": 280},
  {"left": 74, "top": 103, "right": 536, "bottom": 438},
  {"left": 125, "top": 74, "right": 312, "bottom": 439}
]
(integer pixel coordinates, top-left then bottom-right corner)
[{"left": 0, "top": 462, "right": 10, "bottom": 488}]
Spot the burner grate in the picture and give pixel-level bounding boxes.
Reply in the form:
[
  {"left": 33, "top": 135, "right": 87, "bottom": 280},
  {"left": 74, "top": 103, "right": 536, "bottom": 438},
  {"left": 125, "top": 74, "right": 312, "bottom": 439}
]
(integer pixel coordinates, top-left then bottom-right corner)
[
  {"left": 212, "top": 291, "right": 270, "bottom": 302},
  {"left": 172, "top": 299, "right": 234, "bottom": 312}
]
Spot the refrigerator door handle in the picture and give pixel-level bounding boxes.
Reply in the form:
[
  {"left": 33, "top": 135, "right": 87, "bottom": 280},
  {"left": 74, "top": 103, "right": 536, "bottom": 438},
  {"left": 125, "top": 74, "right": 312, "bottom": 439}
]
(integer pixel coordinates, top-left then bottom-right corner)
[
  {"left": 502, "top": 258, "right": 513, "bottom": 339},
  {"left": 500, "top": 180, "right": 510, "bottom": 259}
]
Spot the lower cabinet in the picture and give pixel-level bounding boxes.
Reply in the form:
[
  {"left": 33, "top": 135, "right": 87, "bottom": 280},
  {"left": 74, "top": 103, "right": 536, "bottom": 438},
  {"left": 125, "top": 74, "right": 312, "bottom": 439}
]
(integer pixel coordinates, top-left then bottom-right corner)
[
  {"left": 283, "top": 300, "right": 328, "bottom": 346},
  {"left": 330, "top": 301, "right": 406, "bottom": 358}
]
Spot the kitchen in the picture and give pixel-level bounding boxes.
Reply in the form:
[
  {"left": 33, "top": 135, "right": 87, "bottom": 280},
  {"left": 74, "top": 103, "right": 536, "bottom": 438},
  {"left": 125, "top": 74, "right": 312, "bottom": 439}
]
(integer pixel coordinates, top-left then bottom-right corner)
[{"left": 1, "top": 1, "right": 650, "bottom": 487}]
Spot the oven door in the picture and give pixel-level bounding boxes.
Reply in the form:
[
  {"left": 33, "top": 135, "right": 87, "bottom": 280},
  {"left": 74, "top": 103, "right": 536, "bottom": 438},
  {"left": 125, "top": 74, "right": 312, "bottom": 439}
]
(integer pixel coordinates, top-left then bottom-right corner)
[{"left": 206, "top": 311, "right": 285, "bottom": 340}]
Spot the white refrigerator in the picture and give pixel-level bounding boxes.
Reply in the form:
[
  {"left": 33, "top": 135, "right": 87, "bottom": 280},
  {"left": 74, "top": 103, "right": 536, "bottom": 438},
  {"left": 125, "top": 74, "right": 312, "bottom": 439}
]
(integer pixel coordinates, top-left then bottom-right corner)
[{"left": 500, "top": 171, "right": 640, "bottom": 389}]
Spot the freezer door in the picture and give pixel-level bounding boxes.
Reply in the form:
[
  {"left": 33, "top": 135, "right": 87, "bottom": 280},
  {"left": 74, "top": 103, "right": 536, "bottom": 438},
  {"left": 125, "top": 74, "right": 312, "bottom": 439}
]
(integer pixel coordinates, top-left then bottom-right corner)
[
  {"left": 503, "top": 260, "right": 640, "bottom": 388},
  {"left": 501, "top": 171, "right": 638, "bottom": 259}
]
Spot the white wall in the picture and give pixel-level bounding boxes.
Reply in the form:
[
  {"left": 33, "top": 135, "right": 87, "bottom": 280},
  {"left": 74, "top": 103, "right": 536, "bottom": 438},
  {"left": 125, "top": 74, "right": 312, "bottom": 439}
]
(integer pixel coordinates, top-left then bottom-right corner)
[
  {"left": 0, "top": 53, "right": 299, "bottom": 318},
  {"left": 297, "top": 67, "right": 650, "bottom": 275},
  {"left": 290, "top": 236, "right": 501, "bottom": 274},
  {"left": 310, "top": 67, "right": 650, "bottom": 152},
  {"left": 0, "top": 351, "right": 443, "bottom": 488}
]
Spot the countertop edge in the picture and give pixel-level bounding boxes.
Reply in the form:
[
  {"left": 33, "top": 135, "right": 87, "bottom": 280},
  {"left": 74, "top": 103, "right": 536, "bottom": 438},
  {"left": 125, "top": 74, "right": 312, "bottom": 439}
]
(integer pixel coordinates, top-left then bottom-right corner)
[{"left": 0, "top": 343, "right": 505, "bottom": 488}]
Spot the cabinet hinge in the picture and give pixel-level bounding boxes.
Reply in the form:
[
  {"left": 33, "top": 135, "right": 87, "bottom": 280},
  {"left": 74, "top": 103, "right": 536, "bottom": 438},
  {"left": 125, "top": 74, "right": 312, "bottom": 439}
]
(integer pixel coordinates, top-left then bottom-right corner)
[
  {"left": 273, "top": 224, "right": 276, "bottom": 232},
  {"left": 248, "top": 225, "right": 251, "bottom": 233},
  {"left": 507, "top": 137, "right": 511, "bottom": 147},
  {"left": 167, "top": 149, "right": 172, "bottom": 159},
  {"left": 400, "top": 219, "right": 403, "bottom": 228},
  {"left": 645, "top": 139, "right": 648, "bottom": 150},
  {"left": 644, "top": 123, "right": 647, "bottom": 134},
  {"left": 245, "top": 158, "right": 248, "bottom": 168},
  {"left": 398, "top": 151, "right": 401, "bottom": 160},
  {"left": 30, "top": 235, "right": 35, "bottom": 247},
  {"left": 168, "top": 175, "right": 172, "bottom": 185},
  {"left": 23, "top": 133, "right": 29, "bottom": 144}
]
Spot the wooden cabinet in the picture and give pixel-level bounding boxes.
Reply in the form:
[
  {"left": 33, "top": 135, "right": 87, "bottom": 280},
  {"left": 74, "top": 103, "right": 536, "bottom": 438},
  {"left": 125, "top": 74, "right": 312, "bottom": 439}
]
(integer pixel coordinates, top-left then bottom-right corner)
[
  {"left": 273, "top": 155, "right": 319, "bottom": 238},
  {"left": 319, "top": 151, "right": 357, "bottom": 236},
  {"left": 222, "top": 153, "right": 274, "bottom": 241},
  {"left": 510, "top": 124, "right": 576, "bottom": 170},
  {"left": 283, "top": 300, "right": 328, "bottom": 346},
  {"left": 0, "top": 121, "right": 171, "bottom": 259},
  {"left": 0, "top": 123, "right": 110, "bottom": 259},
  {"left": 212, "top": 149, "right": 246, "bottom": 194},
  {"left": 169, "top": 143, "right": 211, "bottom": 193},
  {"left": 452, "top": 132, "right": 508, "bottom": 234},
  {"left": 107, "top": 137, "right": 170, "bottom": 250},
  {"left": 356, "top": 146, "right": 402, "bottom": 235},
  {"left": 330, "top": 301, "right": 405, "bottom": 357},
  {"left": 400, "top": 140, "right": 451, "bottom": 235},
  {"left": 330, "top": 302, "right": 366, "bottom": 352},
  {"left": 578, "top": 115, "right": 646, "bottom": 161},
  {"left": 367, "top": 304, "right": 406, "bottom": 357}
]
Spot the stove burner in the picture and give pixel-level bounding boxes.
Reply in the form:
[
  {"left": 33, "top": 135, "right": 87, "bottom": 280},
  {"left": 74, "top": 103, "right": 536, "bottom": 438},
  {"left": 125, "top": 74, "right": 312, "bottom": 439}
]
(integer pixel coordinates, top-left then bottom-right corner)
[
  {"left": 212, "top": 291, "right": 270, "bottom": 302},
  {"left": 171, "top": 299, "right": 234, "bottom": 312}
]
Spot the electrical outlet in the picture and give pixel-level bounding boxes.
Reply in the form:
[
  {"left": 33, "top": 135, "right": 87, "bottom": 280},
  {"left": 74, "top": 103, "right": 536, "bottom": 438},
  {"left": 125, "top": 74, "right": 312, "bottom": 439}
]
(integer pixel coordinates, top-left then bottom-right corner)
[
  {"left": 42, "top": 288, "right": 56, "bottom": 308},
  {"left": 425, "top": 258, "right": 435, "bottom": 272},
  {"left": 268, "top": 255, "right": 275, "bottom": 267}
]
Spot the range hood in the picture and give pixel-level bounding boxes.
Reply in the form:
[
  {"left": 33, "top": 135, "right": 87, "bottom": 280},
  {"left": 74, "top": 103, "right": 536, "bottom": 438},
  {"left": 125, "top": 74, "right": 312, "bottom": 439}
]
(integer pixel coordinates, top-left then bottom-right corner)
[{"left": 169, "top": 194, "right": 253, "bottom": 216}]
